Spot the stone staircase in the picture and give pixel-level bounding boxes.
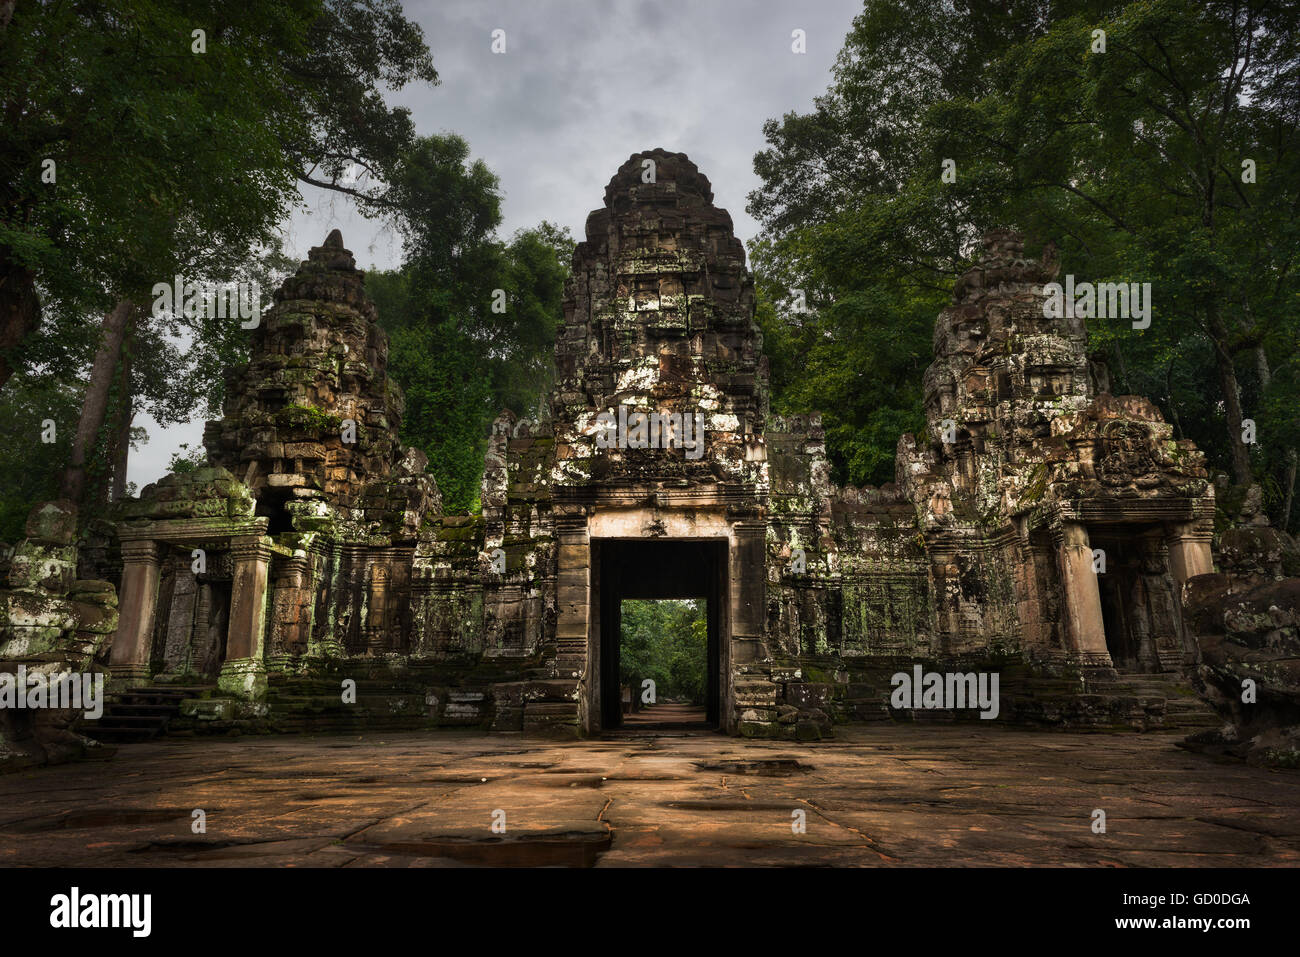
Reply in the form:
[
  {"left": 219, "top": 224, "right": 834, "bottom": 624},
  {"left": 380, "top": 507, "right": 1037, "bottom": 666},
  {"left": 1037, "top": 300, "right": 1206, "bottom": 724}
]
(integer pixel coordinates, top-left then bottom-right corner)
[
  {"left": 834, "top": 661, "right": 1222, "bottom": 732},
  {"left": 1088, "top": 672, "right": 1221, "bottom": 732},
  {"left": 84, "top": 685, "right": 213, "bottom": 743},
  {"left": 257, "top": 675, "right": 433, "bottom": 733}
]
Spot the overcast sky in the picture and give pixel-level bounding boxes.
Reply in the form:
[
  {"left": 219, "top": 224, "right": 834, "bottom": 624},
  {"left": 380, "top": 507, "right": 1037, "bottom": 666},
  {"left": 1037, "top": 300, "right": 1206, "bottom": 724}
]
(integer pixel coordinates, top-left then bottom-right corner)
[{"left": 128, "top": 0, "right": 864, "bottom": 489}]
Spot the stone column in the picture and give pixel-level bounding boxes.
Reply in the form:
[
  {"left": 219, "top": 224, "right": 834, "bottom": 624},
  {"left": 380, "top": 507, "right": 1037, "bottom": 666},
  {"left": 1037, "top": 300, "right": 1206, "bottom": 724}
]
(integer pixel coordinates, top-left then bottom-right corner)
[
  {"left": 109, "top": 539, "right": 163, "bottom": 685},
  {"left": 1166, "top": 521, "right": 1213, "bottom": 665},
  {"left": 730, "top": 519, "right": 767, "bottom": 663},
  {"left": 220, "top": 537, "right": 272, "bottom": 699},
  {"left": 1054, "top": 522, "right": 1112, "bottom": 666},
  {"left": 729, "top": 517, "right": 773, "bottom": 736},
  {"left": 1165, "top": 521, "right": 1214, "bottom": 586},
  {"left": 309, "top": 542, "right": 344, "bottom": 659},
  {"left": 553, "top": 512, "right": 588, "bottom": 736}
]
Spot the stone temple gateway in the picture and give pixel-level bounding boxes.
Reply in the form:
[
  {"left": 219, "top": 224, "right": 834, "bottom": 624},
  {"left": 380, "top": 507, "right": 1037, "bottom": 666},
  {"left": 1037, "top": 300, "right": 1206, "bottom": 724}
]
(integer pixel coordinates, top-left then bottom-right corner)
[{"left": 101, "top": 149, "right": 1219, "bottom": 739}]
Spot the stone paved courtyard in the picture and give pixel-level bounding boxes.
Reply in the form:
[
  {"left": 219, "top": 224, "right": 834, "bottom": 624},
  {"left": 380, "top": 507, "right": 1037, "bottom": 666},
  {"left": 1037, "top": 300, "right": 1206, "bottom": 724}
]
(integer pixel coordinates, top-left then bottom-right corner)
[{"left": 2, "top": 726, "right": 1298, "bottom": 867}]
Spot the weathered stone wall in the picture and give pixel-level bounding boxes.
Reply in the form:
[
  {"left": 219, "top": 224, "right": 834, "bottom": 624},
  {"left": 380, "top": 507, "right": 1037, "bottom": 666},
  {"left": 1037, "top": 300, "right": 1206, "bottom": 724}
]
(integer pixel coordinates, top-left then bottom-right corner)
[
  {"left": 897, "top": 230, "right": 1213, "bottom": 672},
  {"left": 205, "top": 229, "right": 425, "bottom": 516},
  {"left": 110, "top": 232, "right": 444, "bottom": 706}
]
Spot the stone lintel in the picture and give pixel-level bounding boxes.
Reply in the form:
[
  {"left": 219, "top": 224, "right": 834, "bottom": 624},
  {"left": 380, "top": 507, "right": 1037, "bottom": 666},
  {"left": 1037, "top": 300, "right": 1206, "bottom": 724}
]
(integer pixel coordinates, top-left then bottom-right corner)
[{"left": 117, "top": 517, "right": 269, "bottom": 545}]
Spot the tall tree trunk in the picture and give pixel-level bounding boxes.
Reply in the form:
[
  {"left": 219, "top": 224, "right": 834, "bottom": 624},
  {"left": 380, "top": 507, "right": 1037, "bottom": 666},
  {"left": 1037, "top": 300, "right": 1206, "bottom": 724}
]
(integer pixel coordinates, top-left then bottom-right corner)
[
  {"left": 1110, "top": 342, "right": 1128, "bottom": 393},
  {"left": 1205, "top": 305, "right": 1253, "bottom": 485},
  {"left": 1251, "top": 339, "right": 1295, "bottom": 532},
  {"left": 60, "top": 298, "right": 133, "bottom": 505},
  {"left": 1240, "top": 317, "right": 1296, "bottom": 528},
  {"left": 110, "top": 408, "right": 133, "bottom": 503},
  {"left": 108, "top": 329, "right": 134, "bottom": 503},
  {"left": 0, "top": 257, "right": 41, "bottom": 393},
  {"left": 1254, "top": 344, "right": 1272, "bottom": 390}
]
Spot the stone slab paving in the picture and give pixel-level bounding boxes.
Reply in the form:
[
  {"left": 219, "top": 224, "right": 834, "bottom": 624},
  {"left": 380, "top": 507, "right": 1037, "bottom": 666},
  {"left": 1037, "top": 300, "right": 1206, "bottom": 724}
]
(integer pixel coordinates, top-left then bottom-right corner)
[{"left": 0, "top": 726, "right": 1297, "bottom": 867}]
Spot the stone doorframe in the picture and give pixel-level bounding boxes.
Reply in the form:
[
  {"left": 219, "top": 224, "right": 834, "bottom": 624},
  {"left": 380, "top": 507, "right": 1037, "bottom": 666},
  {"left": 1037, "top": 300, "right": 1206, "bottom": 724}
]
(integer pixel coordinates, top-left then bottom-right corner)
[
  {"left": 110, "top": 517, "right": 270, "bottom": 696},
  {"left": 1046, "top": 501, "right": 1214, "bottom": 668},
  {"left": 590, "top": 537, "right": 728, "bottom": 731},
  {"left": 559, "top": 506, "right": 766, "bottom": 736}
]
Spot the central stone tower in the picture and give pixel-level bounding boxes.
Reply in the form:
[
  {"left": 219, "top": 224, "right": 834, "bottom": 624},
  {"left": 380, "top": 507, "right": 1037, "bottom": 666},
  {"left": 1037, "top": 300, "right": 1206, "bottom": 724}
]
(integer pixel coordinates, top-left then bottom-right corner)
[
  {"left": 551, "top": 148, "right": 769, "bottom": 488},
  {"left": 548, "top": 149, "right": 774, "bottom": 733}
]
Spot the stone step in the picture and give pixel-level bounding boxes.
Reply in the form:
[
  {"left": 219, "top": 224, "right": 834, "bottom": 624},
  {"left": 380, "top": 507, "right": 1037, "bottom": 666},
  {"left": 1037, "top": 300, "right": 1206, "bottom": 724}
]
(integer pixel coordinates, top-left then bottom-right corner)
[{"left": 83, "top": 683, "right": 209, "bottom": 744}]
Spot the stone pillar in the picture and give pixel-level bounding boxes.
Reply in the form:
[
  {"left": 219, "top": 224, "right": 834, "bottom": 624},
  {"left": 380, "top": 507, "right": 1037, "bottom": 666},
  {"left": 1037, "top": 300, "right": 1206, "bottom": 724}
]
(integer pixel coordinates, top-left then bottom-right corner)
[
  {"left": 729, "top": 517, "right": 773, "bottom": 736},
  {"left": 220, "top": 537, "right": 272, "bottom": 699},
  {"left": 926, "top": 541, "right": 962, "bottom": 654},
  {"left": 309, "top": 542, "right": 344, "bottom": 659},
  {"left": 109, "top": 540, "right": 162, "bottom": 685},
  {"left": 1054, "top": 522, "right": 1112, "bottom": 666},
  {"left": 730, "top": 519, "right": 768, "bottom": 663},
  {"left": 1165, "top": 521, "right": 1214, "bottom": 585},
  {"left": 553, "top": 512, "right": 588, "bottom": 736},
  {"left": 1166, "top": 521, "right": 1213, "bottom": 665}
]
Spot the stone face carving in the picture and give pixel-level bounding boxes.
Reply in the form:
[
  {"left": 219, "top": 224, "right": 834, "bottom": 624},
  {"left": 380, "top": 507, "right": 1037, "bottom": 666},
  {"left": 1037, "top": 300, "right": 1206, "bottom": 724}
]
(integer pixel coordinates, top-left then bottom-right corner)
[{"left": 87, "top": 151, "right": 1272, "bottom": 742}]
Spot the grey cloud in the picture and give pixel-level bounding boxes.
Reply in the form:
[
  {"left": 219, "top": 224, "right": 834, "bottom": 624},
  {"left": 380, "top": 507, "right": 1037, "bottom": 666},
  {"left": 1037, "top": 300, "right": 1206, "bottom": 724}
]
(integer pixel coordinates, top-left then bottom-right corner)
[{"left": 129, "top": 0, "right": 863, "bottom": 490}]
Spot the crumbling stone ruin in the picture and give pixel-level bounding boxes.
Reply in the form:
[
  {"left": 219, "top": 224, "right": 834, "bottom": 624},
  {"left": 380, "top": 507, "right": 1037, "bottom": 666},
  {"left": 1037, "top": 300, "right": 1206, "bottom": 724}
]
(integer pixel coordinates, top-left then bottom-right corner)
[
  {"left": 897, "top": 228, "right": 1215, "bottom": 673},
  {"left": 0, "top": 501, "right": 118, "bottom": 768},
  {"left": 1179, "top": 481, "right": 1300, "bottom": 766},
  {"left": 107, "top": 230, "right": 438, "bottom": 708},
  {"left": 14, "top": 149, "right": 1295, "bottom": 755}
]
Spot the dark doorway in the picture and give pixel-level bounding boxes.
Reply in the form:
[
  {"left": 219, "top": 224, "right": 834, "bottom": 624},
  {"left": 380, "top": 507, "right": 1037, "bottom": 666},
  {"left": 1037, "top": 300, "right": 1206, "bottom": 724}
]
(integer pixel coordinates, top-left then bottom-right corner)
[
  {"left": 1091, "top": 529, "right": 1180, "bottom": 673},
  {"left": 255, "top": 488, "right": 294, "bottom": 535},
  {"left": 1091, "top": 532, "right": 1141, "bottom": 670},
  {"left": 594, "top": 539, "right": 726, "bottom": 731}
]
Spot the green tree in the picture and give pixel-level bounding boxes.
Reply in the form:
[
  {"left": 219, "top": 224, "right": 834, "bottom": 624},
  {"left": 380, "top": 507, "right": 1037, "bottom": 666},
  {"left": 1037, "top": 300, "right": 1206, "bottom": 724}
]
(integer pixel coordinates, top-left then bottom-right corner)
[
  {"left": 0, "top": 371, "right": 79, "bottom": 539},
  {"left": 750, "top": 0, "right": 1300, "bottom": 527},
  {"left": 369, "top": 138, "right": 572, "bottom": 513},
  {"left": 0, "top": 0, "right": 437, "bottom": 507},
  {"left": 620, "top": 599, "right": 707, "bottom": 705}
]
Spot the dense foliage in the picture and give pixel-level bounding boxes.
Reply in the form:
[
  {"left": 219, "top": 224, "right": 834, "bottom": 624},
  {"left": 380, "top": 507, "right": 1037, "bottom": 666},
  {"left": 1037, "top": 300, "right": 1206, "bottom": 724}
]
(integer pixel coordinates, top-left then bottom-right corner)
[
  {"left": 750, "top": 0, "right": 1300, "bottom": 531},
  {"left": 619, "top": 599, "right": 708, "bottom": 706},
  {"left": 0, "top": 0, "right": 438, "bottom": 522},
  {"left": 366, "top": 138, "right": 573, "bottom": 512}
]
